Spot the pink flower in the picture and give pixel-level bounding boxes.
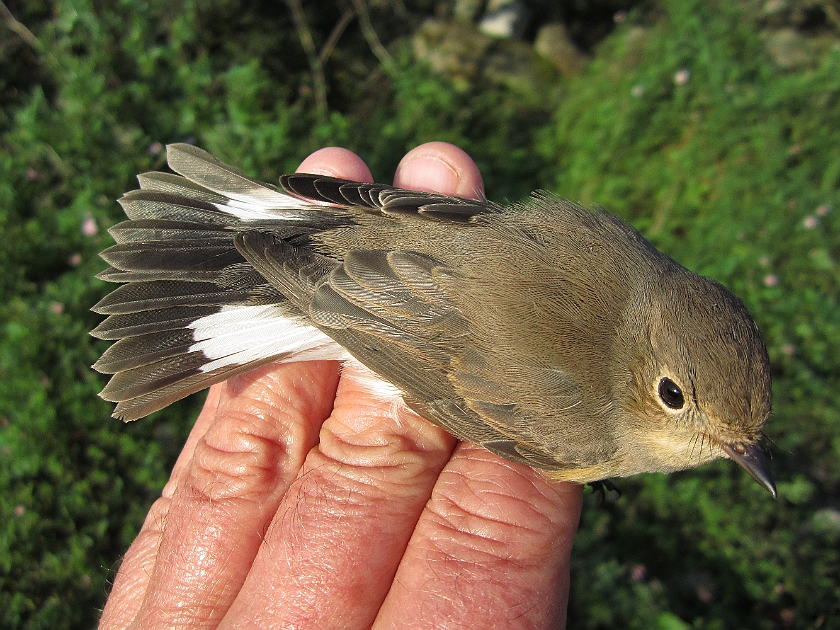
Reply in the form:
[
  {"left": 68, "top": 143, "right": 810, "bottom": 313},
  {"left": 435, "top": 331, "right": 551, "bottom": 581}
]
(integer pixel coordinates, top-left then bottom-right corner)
[
  {"left": 81, "top": 215, "right": 98, "bottom": 236},
  {"left": 674, "top": 69, "right": 690, "bottom": 85}
]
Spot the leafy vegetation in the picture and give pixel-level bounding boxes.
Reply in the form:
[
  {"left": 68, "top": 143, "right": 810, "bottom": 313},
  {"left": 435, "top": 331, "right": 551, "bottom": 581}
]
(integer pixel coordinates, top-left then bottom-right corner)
[{"left": 1, "top": 0, "right": 837, "bottom": 627}]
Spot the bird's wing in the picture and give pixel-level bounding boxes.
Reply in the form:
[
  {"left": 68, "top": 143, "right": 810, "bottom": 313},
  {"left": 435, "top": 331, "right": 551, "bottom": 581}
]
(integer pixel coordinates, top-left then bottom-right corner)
[
  {"left": 280, "top": 173, "right": 500, "bottom": 223},
  {"left": 234, "top": 230, "right": 564, "bottom": 469}
]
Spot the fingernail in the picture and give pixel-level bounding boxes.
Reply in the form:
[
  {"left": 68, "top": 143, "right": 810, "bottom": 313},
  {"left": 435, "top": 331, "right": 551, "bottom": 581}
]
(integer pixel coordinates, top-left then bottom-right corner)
[{"left": 394, "top": 154, "right": 460, "bottom": 194}]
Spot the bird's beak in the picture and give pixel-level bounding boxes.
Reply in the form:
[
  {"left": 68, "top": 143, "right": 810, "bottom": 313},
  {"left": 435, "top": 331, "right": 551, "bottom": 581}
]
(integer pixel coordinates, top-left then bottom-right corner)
[{"left": 722, "top": 442, "right": 777, "bottom": 498}]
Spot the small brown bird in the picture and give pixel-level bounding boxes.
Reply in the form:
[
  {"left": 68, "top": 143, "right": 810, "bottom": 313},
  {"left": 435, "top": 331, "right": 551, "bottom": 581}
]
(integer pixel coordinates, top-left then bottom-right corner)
[{"left": 91, "top": 144, "right": 776, "bottom": 496}]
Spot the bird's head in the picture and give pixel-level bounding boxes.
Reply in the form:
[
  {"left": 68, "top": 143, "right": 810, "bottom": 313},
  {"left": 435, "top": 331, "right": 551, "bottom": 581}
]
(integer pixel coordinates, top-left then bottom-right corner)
[{"left": 613, "top": 270, "right": 775, "bottom": 496}]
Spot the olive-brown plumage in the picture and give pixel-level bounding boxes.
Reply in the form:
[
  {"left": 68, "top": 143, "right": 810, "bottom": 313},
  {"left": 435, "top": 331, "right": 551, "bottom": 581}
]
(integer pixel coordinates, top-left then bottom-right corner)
[{"left": 91, "top": 144, "right": 775, "bottom": 495}]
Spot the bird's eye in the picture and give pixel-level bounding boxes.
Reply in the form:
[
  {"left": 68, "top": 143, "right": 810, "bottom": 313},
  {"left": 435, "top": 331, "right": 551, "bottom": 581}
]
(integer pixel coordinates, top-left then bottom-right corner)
[{"left": 658, "top": 377, "right": 685, "bottom": 409}]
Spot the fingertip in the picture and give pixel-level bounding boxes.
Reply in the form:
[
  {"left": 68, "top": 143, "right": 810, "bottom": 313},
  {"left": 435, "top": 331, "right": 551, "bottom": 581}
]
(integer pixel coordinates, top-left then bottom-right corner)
[
  {"left": 393, "top": 141, "right": 484, "bottom": 199},
  {"left": 296, "top": 147, "right": 374, "bottom": 183}
]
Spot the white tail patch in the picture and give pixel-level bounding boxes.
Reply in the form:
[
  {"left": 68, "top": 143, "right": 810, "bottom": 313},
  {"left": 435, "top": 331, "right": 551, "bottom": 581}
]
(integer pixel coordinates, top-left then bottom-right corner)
[
  {"left": 189, "top": 305, "right": 348, "bottom": 372},
  {"left": 213, "top": 196, "right": 324, "bottom": 221}
]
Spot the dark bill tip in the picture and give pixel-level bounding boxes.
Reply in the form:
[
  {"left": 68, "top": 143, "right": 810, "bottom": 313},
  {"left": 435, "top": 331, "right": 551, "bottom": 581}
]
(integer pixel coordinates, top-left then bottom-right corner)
[{"left": 722, "top": 442, "right": 777, "bottom": 499}]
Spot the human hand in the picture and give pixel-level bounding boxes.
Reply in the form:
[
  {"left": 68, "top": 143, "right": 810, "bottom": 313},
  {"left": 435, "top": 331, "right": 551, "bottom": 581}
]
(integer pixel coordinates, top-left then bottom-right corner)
[{"left": 98, "top": 142, "right": 583, "bottom": 629}]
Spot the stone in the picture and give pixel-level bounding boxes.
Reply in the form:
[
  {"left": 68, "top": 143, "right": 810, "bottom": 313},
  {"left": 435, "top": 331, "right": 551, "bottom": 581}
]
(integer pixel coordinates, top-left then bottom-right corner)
[{"left": 534, "top": 23, "right": 589, "bottom": 76}]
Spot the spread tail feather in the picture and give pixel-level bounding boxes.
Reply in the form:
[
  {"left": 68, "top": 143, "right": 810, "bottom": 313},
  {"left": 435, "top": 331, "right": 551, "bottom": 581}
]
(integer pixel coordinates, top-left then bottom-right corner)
[{"left": 92, "top": 144, "right": 348, "bottom": 420}]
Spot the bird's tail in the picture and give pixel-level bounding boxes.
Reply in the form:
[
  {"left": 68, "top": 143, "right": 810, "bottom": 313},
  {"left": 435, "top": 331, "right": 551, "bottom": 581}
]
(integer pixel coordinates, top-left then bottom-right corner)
[{"left": 91, "top": 144, "right": 347, "bottom": 421}]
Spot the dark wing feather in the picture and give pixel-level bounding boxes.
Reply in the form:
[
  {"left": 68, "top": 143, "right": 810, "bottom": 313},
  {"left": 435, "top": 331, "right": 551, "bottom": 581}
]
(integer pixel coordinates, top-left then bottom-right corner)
[
  {"left": 234, "top": 231, "right": 339, "bottom": 311},
  {"left": 280, "top": 174, "right": 502, "bottom": 223}
]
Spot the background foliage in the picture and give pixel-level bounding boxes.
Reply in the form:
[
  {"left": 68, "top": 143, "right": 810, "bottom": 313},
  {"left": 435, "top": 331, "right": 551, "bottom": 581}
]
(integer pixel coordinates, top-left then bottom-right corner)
[{"left": 1, "top": 0, "right": 838, "bottom": 627}]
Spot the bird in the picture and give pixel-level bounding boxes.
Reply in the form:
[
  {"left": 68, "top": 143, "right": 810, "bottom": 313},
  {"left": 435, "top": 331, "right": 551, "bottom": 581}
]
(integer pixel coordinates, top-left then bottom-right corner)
[{"left": 91, "top": 143, "right": 776, "bottom": 497}]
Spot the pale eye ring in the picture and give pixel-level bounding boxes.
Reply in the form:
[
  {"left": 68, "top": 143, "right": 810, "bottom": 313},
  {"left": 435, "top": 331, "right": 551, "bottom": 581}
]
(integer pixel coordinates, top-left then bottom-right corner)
[{"left": 658, "top": 377, "right": 685, "bottom": 409}]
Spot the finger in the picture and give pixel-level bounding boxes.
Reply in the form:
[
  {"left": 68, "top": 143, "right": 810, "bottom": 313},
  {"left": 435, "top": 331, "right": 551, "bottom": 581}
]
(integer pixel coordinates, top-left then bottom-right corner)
[
  {"left": 296, "top": 147, "right": 374, "bottom": 182},
  {"left": 218, "top": 366, "right": 457, "bottom": 629},
  {"left": 127, "top": 362, "right": 341, "bottom": 630},
  {"left": 375, "top": 443, "right": 583, "bottom": 629},
  {"left": 393, "top": 141, "right": 484, "bottom": 199},
  {"left": 99, "top": 384, "right": 223, "bottom": 629}
]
